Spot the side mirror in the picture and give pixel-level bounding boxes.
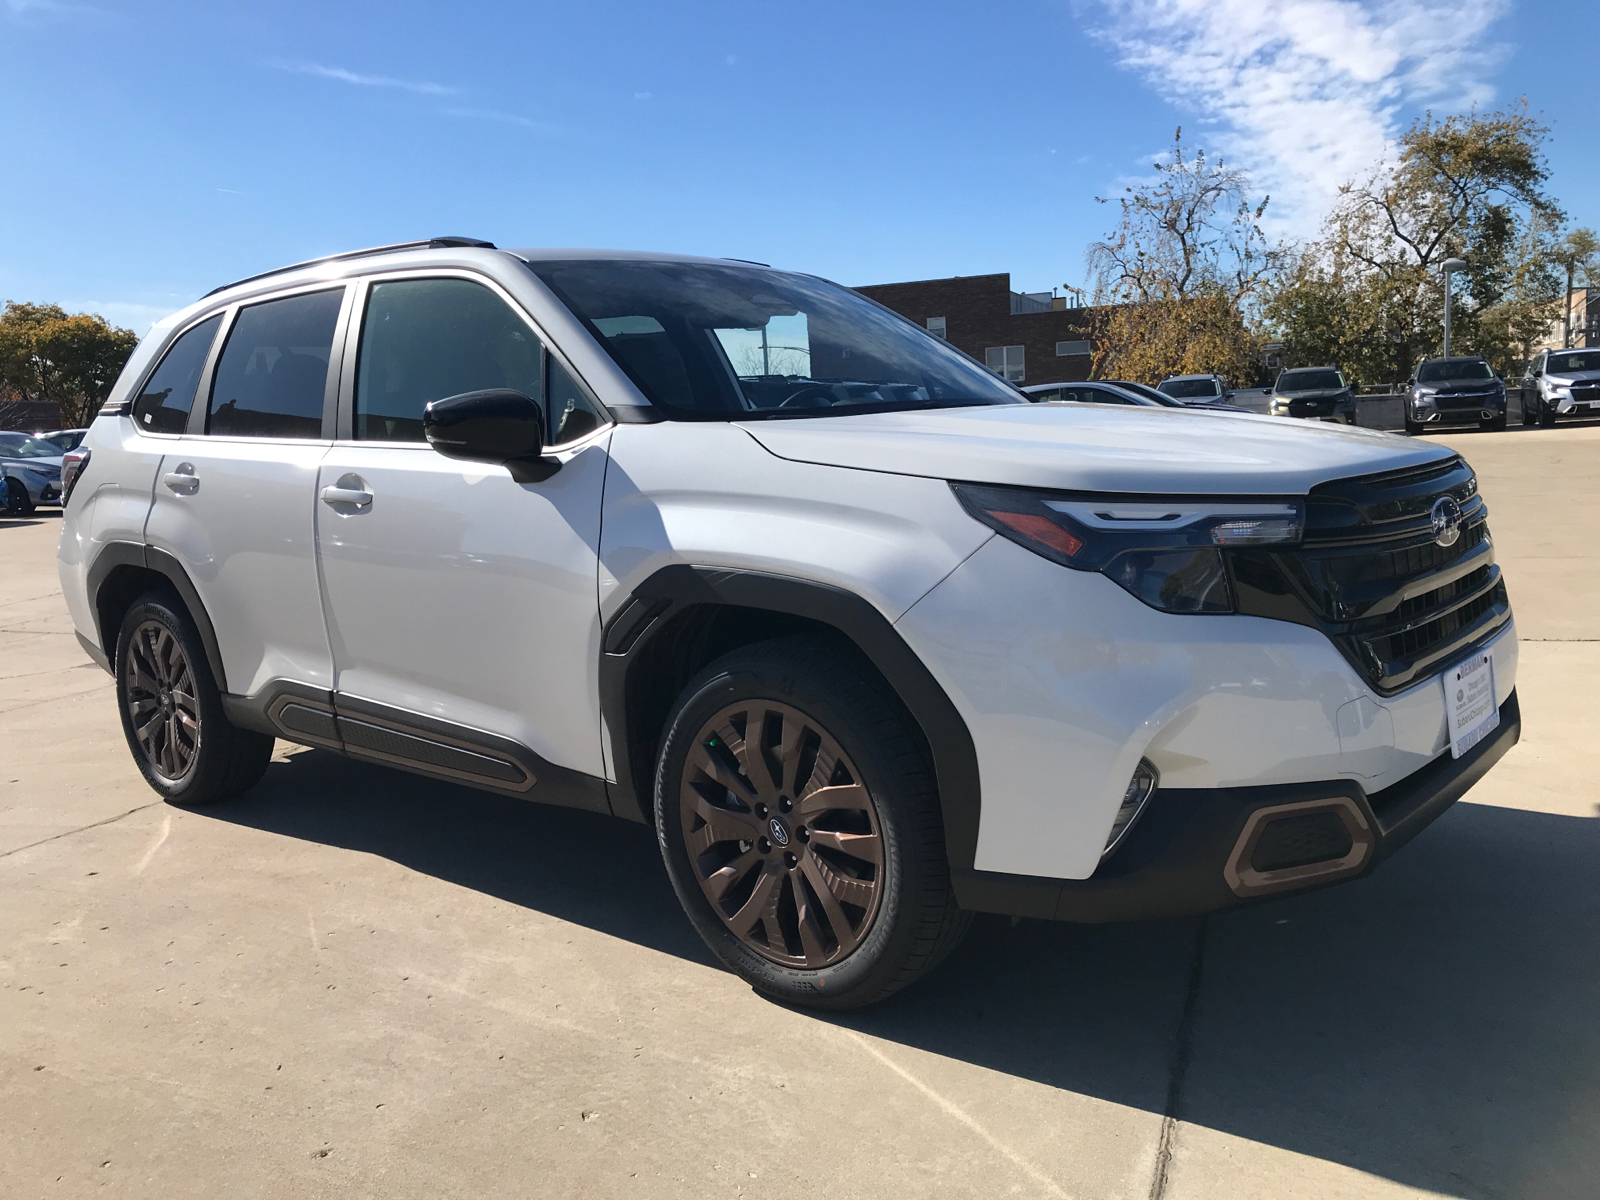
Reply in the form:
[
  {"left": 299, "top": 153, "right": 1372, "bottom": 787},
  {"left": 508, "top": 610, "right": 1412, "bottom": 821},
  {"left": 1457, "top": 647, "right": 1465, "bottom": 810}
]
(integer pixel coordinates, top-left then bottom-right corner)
[{"left": 423, "top": 389, "right": 555, "bottom": 483}]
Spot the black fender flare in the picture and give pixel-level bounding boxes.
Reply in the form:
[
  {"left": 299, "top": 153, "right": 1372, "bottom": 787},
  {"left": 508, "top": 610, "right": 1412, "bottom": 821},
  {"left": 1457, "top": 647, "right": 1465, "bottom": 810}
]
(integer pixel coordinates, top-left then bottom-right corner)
[
  {"left": 599, "top": 564, "right": 982, "bottom": 873},
  {"left": 86, "top": 541, "right": 231, "bottom": 693}
]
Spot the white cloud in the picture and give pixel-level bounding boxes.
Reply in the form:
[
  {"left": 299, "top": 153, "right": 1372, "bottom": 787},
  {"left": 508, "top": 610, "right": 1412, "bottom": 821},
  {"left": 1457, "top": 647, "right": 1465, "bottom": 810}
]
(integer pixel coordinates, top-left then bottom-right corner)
[
  {"left": 270, "top": 60, "right": 458, "bottom": 96},
  {"left": 1086, "top": 0, "right": 1511, "bottom": 234},
  {"left": 441, "top": 107, "right": 556, "bottom": 134}
]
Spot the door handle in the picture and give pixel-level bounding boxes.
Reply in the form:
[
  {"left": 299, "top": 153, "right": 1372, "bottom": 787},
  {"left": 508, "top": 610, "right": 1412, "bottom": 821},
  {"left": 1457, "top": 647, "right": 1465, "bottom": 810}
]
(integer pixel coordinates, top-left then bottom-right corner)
[
  {"left": 320, "top": 485, "right": 373, "bottom": 508},
  {"left": 163, "top": 467, "right": 198, "bottom": 494}
]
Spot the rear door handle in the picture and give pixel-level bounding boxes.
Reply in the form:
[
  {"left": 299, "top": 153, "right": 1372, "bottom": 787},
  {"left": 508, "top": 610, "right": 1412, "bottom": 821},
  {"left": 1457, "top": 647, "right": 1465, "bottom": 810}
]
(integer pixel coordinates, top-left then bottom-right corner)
[
  {"left": 163, "top": 466, "right": 198, "bottom": 494},
  {"left": 320, "top": 485, "right": 373, "bottom": 508}
]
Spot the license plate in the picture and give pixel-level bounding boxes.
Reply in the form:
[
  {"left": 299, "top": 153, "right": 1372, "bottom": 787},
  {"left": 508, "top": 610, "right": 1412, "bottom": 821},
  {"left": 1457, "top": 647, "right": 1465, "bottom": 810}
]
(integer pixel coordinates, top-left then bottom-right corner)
[{"left": 1444, "top": 648, "right": 1498, "bottom": 759}]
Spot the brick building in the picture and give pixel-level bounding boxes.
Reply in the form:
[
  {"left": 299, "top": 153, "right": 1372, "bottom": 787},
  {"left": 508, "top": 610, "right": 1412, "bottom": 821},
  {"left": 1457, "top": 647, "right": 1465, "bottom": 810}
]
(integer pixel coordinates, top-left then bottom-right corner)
[{"left": 854, "top": 272, "right": 1100, "bottom": 386}]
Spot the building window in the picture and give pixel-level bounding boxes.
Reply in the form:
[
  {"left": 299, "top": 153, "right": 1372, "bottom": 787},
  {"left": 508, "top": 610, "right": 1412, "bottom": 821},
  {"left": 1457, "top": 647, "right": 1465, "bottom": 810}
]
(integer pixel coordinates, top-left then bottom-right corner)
[
  {"left": 985, "top": 345, "right": 1025, "bottom": 382},
  {"left": 926, "top": 316, "right": 947, "bottom": 339},
  {"left": 1056, "top": 340, "right": 1091, "bottom": 357}
]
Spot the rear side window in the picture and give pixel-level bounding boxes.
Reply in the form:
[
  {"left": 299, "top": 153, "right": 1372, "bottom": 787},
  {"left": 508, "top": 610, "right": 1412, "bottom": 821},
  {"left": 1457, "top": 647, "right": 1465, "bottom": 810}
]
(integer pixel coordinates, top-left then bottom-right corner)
[
  {"left": 208, "top": 289, "right": 343, "bottom": 438},
  {"left": 132, "top": 315, "right": 222, "bottom": 434},
  {"left": 355, "top": 277, "right": 603, "bottom": 445}
]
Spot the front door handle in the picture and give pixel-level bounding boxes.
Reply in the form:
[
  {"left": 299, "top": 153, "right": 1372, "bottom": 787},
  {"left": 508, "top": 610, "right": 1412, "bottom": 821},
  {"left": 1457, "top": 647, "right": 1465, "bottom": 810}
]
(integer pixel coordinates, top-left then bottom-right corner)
[
  {"left": 163, "top": 465, "right": 198, "bottom": 494},
  {"left": 320, "top": 484, "right": 373, "bottom": 508}
]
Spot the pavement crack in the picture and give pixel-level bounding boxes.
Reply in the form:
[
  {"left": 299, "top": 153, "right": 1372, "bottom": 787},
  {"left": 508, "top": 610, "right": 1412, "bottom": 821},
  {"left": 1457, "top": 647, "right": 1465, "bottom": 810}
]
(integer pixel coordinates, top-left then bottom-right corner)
[
  {"left": 1149, "top": 915, "right": 1208, "bottom": 1200},
  {"left": 0, "top": 802, "right": 165, "bottom": 861}
]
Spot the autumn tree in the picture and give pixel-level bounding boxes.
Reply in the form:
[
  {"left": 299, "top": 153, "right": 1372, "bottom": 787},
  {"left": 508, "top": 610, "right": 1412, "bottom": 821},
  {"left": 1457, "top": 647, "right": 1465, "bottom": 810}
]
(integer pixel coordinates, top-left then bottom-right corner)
[
  {"left": 1085, "top": 129, "right": 1279, "bottom": 385},
  {"left": 0, "top": 301, "right": 139, "bottom": 427}
]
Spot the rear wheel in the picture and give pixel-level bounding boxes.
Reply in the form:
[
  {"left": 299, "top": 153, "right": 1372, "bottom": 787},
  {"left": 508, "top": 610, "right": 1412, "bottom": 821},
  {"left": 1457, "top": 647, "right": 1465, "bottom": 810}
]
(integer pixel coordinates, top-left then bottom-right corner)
[
  {"left": 115, "top": 591, "right": 273, "bottom": 805},
  {"left": 655, "top": 636, "right": 969, "bottom": 1009}
]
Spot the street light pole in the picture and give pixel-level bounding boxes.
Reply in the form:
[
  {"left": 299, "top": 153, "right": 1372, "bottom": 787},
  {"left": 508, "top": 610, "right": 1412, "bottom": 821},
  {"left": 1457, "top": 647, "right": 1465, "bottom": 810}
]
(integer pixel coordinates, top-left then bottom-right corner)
[{"left": 1441, "top": 257, "right": 1467, "bottom": 358}]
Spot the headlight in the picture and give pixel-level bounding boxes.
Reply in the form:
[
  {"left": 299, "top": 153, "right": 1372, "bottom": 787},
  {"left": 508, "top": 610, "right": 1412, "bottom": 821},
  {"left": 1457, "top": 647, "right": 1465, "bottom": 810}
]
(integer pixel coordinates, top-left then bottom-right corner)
[{"left": 952, "top": 483, "right": 1304, "bottom": 614}]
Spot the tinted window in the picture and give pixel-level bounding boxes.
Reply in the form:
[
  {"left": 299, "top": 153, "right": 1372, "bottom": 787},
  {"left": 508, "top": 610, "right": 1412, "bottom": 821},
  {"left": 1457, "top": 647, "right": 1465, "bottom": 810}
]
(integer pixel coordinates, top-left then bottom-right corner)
[
  {"left": 132, "top": 315, "right": 222, "bottom": 434},
  {"left": 1275, "top": 369, "right": 1345, "bottom": 392},
  {"left": 529, "top": 259, "right": 1021, "bottom": 419},
  {"left": 356, "top": 278, "right": 544, "bottom": 442},
  {"left": 547, "top": 356, "right": 604, "bottom": 444},
  {"left": 1080, "top": 385, "right": 1138, "bottom": 405},
  {"left": 1417, "top": 359, "right": 1493, "bottom": 383},
  {"left": 1159, "top": 378, "right": 1223, "bottom": 399},
  {"left": 208, "top": 290, "right": 343, "bottom": 438},
  {"left": 1546, "top": 350, "right": 1600, "bottom": 374}
]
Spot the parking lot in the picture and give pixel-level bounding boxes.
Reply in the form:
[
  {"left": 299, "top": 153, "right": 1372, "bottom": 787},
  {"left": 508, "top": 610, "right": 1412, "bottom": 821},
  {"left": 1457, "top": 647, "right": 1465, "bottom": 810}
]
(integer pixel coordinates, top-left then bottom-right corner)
[{"left": 3, "top": 423, "right": 1597, "bottom": 1200}]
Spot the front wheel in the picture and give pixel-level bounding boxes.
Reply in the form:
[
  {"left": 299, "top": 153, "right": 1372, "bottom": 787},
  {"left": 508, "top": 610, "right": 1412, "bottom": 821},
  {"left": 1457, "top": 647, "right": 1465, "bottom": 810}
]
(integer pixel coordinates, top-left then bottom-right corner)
[
  {"left": 1539, "top": 404, "right": 1557, "bottom": 429},
  {"left": 4, "top": 477, "right": 34, "bottom": 516},
  {"left": 1481, "top": 412, "right": 1507, "bottom": 432},
  {"left": 115, "top": 591, "right": 274, "bottom": 805},
  {"left": 1404, "top": 415, "right": 1424, "bottom": 436},
  {"left": 655, "top": 636, "right": 969, "bottom": 1009}
]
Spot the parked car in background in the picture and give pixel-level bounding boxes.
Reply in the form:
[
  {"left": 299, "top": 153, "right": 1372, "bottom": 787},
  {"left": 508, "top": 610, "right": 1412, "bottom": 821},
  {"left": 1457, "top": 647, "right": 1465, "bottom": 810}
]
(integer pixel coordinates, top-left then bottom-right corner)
[
  {"left": 1520, "top": 348, "right": 1600, "bottom": 428},
  {"left": 59, "top": 240, "right": 1522, "bottom": 1010},
  {"left": 1405, "top": 358, "right": 1507, "bottom": 435},
  {"left": 1021, "top": 381, "right": 1157, "bottom": 406},
  {"left": 1269, "top": 367, "right": 1356, "bottom": 425},
  {"left": 1157, "top": 373, "right": 1233, "bottom": 405},
  {"left": 35, "top": 428, "right": 89, "bottom": 453},
  {"left": 1102, "top": 379, "right": 1237, "bottom": 411},
  {"left": 0, "top": 431, "right": 65, "bottom": 515}
]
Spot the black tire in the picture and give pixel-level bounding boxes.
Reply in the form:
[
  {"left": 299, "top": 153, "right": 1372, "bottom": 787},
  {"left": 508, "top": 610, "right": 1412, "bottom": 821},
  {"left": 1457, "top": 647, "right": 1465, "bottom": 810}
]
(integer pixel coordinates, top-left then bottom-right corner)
[
  {"left": 1520, "top": 396, "right": 1535, "bottom": 426},
  {"left": 1481, "top": 413, "right": 1507, "bottom": 432},
  {"left": 1539, "top": 404, "right": 1556, "bottom": 429},
  {"left": 1404, "top": 416, "right": 1424, "bottom": 436},
  {"left": 114, "top": 590, "right": 273, "bottom": 805},
  {"left": 655, "top": 635, "right": 970, "bottom": 1010},
  {"left": 4, "top": 477, "right": 34, "bottom": 516}
]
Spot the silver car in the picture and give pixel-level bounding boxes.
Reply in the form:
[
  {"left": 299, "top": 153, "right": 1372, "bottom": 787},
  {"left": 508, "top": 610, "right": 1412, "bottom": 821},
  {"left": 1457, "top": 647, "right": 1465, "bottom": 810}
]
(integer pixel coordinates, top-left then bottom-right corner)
[
  {"left": 1, "top": 432, "right": 64, "bottom": 515},
  {"left": 1521, "top": 348, "right": 1600, "bottom": 427}
]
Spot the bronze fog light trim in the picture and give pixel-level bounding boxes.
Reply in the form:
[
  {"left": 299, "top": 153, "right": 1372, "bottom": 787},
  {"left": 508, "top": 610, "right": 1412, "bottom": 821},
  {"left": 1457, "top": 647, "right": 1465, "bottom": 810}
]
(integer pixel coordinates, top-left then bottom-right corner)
[{"left": 1224, "top": 796, "right": 1374, "bottom": 898}]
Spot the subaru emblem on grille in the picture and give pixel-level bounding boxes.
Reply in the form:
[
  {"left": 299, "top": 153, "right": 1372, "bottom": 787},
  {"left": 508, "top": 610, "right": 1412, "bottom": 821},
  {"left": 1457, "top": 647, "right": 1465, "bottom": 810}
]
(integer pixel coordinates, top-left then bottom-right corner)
[{"left": 1430, "top": 496, "right": 1463, "bottom": 548}]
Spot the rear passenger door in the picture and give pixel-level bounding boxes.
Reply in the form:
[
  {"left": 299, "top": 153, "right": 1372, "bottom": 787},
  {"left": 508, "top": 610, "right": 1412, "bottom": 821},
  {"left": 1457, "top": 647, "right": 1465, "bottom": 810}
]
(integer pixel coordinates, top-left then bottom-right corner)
[
  {"left": 314, "top": 273, "right": 612, "bottom": 784},
  {"left": 143, "top": 284, "right": 349, "bottom": 699}
]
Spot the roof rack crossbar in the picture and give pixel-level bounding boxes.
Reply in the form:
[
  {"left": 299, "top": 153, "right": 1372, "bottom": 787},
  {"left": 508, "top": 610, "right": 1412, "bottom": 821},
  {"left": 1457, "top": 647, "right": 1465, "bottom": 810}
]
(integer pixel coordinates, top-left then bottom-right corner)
[{"left": 203, "top": 237, "right": 497, "bottom": 297}]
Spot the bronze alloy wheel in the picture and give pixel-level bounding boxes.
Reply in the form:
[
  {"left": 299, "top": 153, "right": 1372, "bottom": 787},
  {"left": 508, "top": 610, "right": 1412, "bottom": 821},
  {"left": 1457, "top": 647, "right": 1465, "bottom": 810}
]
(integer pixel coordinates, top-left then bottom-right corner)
[
  {"left": 124, "top": 619, "right": 201, "bottom": 784},
  {"left": 679, "top": 699, "right": 885, "bottom": 968}
]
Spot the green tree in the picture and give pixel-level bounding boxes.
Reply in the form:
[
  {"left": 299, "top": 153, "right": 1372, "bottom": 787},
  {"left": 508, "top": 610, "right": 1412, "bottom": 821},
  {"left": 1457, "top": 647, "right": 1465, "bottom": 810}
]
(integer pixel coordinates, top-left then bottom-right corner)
[
  {"left": 0, "top": 301, "right": 138, "bottom": 427},
  {"left": 1266, "top": 103, "right": 1561, "bottom": 383}
]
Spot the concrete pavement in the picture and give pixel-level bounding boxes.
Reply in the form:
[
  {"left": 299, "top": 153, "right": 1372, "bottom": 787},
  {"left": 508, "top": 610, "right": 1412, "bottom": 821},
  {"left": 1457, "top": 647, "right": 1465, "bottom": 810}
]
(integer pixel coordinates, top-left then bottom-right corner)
[{"left": 2, "top": 425, "right": 1597, "bottom": 1199}]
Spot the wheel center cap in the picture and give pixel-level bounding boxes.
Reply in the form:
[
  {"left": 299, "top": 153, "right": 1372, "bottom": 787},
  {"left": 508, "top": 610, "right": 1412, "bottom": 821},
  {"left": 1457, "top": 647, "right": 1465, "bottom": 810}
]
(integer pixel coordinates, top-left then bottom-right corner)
[{"left": 767, "top": 817, "right": 791, "bottom": 847}]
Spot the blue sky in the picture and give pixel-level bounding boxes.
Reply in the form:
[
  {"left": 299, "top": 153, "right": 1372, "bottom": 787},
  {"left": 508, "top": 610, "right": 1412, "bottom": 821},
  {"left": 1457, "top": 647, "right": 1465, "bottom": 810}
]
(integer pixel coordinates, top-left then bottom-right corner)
[{"left": 1, "top": 0, "right": 1595, "bottom": 333}]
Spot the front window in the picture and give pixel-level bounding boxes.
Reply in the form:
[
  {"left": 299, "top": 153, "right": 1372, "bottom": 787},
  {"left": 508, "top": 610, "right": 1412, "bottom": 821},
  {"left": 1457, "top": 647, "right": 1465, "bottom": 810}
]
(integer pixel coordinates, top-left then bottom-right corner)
[
  {"left": 528, "top": 259, "right": 1022, "bottom": 419},
  {"left": 1417, "top": 359, "right": 1493, "bottom": 383},
  {"left": 1275, "top": 369, "right": 1345, "bottom": 392},
  {"left": 1159, "top": 378, "right": 1222, "bottom": 399},
  {"left": 1546, "top": 349, "right": 1600, "bottom": 374},
  {"left": 0, "top": 433, "right": 61, "bottom": 459}
]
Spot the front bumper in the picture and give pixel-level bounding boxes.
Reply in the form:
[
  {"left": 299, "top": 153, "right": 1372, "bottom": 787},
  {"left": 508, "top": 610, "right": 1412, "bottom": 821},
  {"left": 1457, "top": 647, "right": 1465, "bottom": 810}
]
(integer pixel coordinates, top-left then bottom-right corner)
[{"left": 954, "top": 689, "right": 1521, "bottom": 921}]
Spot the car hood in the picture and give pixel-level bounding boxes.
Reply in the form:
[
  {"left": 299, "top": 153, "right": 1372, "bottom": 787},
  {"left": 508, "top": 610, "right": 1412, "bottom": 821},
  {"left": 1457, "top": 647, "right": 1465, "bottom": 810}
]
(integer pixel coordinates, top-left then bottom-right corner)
[
  {"left": 740, "top": 405, "right": 1453, "bottom": 495},
  {"left": 1417, "top": 377, "right": 1500, "bottom": 390},
  {"left": 1275, "top": 389, "right": 1348, "bottom": 400},
  {"left": 1, "top": 454, "right": 63, "bottom": 475},
  {"left": 1546, "top": 371, "right": 1600, "bottom": 386}
]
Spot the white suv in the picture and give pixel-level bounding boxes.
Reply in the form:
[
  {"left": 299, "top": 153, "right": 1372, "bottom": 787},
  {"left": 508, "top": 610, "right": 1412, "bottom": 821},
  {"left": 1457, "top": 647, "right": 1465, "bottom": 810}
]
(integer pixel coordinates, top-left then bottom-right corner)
[{"left": 58, "top": 240, "right": 1521, "bottom": 1008}]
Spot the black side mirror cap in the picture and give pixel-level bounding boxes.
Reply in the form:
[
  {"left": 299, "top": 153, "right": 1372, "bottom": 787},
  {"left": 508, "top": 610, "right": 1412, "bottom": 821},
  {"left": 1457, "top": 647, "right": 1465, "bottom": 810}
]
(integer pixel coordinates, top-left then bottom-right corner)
[{"left": 423, "top": 389, "right": 556, "bottom": 483}]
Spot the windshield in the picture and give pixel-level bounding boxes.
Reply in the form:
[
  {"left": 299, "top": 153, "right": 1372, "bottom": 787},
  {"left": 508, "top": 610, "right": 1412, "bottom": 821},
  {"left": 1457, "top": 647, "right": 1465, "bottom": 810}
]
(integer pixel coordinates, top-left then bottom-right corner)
[
  {"left": 1546, "top": 350, "right": 1600, "bottom": 374},
  {"left": 528, "top": 259, "right": 1024, "bottom": 418},
  {"left": 1104, "top": 380, "right": 1171, "bottom": 405},
  {"left": 0, "top": 433, "right": 61, "bottom": 459},
  {"left": 1276, "top": 369, "right": 1344, "bottom": 392},
  {"left": 1418, "top": 359, "right": 1493, "bottom": 382},
  {"left": 1158, "top": 378, "right": 1222, "bottom": 399}
]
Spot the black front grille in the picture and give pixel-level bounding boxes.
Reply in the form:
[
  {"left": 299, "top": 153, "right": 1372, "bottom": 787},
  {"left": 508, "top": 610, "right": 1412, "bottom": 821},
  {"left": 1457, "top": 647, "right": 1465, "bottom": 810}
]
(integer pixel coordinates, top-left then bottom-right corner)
[
  {"left": 1230, "top": 456, "right": 1512, "bottom": 694},
  {"left": 1434, "top": 390, "right": 1494, "bottom": 410},
  {"left": 1572, "top": 384, "right": 1600, "bottom": 403}
]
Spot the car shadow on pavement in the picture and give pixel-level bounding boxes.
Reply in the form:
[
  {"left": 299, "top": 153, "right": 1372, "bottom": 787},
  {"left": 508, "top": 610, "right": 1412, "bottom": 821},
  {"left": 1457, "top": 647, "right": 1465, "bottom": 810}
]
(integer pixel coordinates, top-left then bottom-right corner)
[{"left": 212, "top": 749, "right": 1598, "bottom": 1200}]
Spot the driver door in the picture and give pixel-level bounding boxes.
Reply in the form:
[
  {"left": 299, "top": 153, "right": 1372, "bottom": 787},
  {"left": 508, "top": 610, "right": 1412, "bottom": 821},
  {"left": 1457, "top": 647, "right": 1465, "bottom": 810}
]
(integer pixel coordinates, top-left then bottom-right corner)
[{"left": 314, "top": 272, "right": 613, "bottom": 792}]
